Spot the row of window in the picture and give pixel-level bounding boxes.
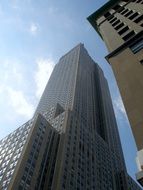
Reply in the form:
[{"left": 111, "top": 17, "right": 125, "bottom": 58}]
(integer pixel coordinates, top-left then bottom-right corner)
[
  {"left": 60, "top": 113, "right": 113, "bottom": 190},
  {"left": 119, "top": 7, "right": 143, "bottom": 27},
  {"left": 104, "top": 1, "right": 143, "bottom": 42},
  {"left": 19, "top": 123, "right": 46, "bottom": 190},
  {"left": 0, "top": 121, "right": 33, "bottom": 189},
  {"left": 107, "top": 14, "right": 136, "bottom": 42},
  {"left": 132, "top": 0, "right": 143, "bottom": 4}
]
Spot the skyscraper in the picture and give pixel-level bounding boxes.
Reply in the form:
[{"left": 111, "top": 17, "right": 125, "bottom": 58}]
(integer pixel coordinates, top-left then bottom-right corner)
[
  {"left": 87, "top": 0, "right": 143, "bottom": 185},
  {"left": 0, "top": 44, "right": 141, "bottom": 189}
]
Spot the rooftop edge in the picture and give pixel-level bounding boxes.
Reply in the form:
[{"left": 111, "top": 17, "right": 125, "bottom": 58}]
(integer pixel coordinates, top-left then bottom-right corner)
[{"left": 87, "top": 0, "right": 121, "bottom": 38}]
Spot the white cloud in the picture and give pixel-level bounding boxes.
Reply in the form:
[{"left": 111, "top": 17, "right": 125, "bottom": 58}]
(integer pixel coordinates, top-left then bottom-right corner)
[
  {"left": 6, "top": 87, "right": 34, "bottom": 118},
  {"left": 0, "top": 60, "right": 34, "bottom": 119},
  {"left": 0, "top": 60, "right": 23, "bottom": 87},
  {"left": 35, "top": 58, "right": 55, "bottom": 99},
  {"left": 29, "top": 22, "right": 39, "bottom": 35}
]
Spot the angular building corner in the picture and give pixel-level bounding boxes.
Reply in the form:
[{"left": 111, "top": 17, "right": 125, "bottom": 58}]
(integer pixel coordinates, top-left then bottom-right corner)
[
  {"left": 0, "top": 43, "right": 141, "bottom": 189},
  {"left": 88, "top": 0, "right": 143, "bottom": 186}
]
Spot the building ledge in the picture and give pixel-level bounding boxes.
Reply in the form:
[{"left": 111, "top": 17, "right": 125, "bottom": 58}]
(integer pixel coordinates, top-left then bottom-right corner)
[{"left": 105, "top": 31, "right": 143, "bottom": 62}]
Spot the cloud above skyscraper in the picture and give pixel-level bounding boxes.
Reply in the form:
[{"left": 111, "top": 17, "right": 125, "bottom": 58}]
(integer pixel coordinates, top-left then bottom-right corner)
[{"left": 34, "top": 58, "right": 55, "bottom": 98}]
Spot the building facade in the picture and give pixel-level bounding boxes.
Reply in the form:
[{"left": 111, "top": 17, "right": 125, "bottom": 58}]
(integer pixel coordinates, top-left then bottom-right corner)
[
  {"left": 0, "top": 44, "right": 141, "bottom": 189},
  {"left": 88, "top": 0, "right": 143, "bottom": 185}
]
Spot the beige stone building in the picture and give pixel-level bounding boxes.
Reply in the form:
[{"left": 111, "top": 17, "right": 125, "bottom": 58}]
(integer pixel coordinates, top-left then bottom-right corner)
[{"left": 88, "top": 0, "right": 143, "bottom": 186}]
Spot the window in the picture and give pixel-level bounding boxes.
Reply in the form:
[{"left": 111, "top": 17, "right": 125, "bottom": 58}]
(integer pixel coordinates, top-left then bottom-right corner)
[
  {"left": 124, "top": 10, "right": 133, "bottom": 17},
  {"left": 118, "top": 26, "right": 129, "bottom": 35},
  {"left": 107, "top": 15, "right": 114, "bottom": 21},
  {"left": 109, "top": 17, "right": 117, "bottom": 24},
  {"left": 134, "top": 15, "right": 143, "bottom": 23},
  {"left": 115, "top": 23, "right": 124, "bottom": 30},
  {"left": 118, "top": 7, "right": 124, "bottom": 13},
  {"left": 130, "top": 39, "right": 143, "bottom": 53},
  {"left": 104, "top": 12, "right": 111, "bottom": 19},
  {"left": 112, "top": 4, "right": 121, "bottom": 11},
  {"left": 112, "top": 20, "right": 120, "bottom": 27},
  {"left": 122, "top": 30, "right": 135, "bottom": 41},
  {"left": 121, "top": 9, "right": 128, "bottom": 15},
  {"left": 140, "top": 59, "right": 143, "bottom": 65},
  {"left": 128, "top": 12, "right": 139, "bottom": 20}
]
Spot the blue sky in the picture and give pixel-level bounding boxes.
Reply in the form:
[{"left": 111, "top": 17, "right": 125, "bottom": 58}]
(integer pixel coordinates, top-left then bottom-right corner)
[{"left": 0, "top": 0, "right": 138, "bottom": 179}]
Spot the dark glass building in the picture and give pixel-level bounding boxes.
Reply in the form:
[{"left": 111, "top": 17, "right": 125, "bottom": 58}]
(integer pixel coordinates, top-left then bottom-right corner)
[{"left": 0, "top": 44, "right": 141, "bottom": 189}]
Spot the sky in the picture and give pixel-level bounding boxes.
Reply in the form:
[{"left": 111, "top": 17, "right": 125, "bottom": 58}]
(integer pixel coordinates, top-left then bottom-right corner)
[{"left": 0, "top": 0, "right": 138, "bottom": 180}]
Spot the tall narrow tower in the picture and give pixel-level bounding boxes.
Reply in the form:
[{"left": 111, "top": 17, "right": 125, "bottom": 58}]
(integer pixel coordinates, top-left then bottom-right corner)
[
  {"left": 88, "top": 0, "right": 143, "bottom": 185},
  {"left": 0, "top": 44, "right": 141, "bottom": 189}
]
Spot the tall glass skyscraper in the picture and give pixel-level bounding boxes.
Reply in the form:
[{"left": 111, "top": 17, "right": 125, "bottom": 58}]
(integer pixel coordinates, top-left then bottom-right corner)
[{"left": 0, "top": 44, "right": 141, "bottom": 189}]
